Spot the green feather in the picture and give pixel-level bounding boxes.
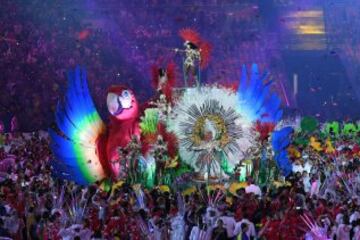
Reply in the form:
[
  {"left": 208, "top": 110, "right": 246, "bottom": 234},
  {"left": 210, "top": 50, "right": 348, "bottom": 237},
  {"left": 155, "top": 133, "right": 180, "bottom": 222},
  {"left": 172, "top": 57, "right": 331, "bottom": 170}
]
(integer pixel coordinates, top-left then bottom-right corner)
[
  {"left": 140, "top": 108, "right": 159, "bottom": 135},
  {"left": 220, "top": 151, "right": 233, "bottom": 174}
]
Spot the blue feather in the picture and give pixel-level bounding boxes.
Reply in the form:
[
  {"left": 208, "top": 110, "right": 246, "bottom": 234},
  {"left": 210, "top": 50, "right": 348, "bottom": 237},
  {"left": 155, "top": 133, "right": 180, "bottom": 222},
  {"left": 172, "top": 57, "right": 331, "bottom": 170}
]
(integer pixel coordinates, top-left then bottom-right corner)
[
  {"left": 271, "top": 127, "right": 293, "bottom": 177},
  {"left": 237, "top": 64, "right": 283, "bottom": 124},
  {"left": 239, "top": 64, "right": 247, "bottom": 93}
]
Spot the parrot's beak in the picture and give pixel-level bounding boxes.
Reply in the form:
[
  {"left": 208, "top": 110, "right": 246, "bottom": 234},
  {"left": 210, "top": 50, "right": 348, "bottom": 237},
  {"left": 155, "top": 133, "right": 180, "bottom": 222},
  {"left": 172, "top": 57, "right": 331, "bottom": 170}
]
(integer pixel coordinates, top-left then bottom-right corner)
[{"left": 113, "top": 98, "right": 123, "bottom": 116}]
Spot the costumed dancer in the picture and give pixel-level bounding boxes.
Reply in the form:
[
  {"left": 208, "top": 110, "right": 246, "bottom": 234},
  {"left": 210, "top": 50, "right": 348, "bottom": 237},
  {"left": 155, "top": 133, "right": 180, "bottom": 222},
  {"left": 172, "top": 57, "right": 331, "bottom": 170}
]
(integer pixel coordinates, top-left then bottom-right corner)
[
  {"left": 191, "top": 119, "right": 229, "bottom": 182},
  {"left": 176, "top": 28, "right": 212, "bottom": 88},
  {"left": 117, "top": 136, "right": 142, "bottom": 184},
  {"left": 150, "top": 135, "right": 168, "bottom": 185},
  {"left": 253, "top": 121, "right": 275, "bottom": 185},
  {"left": 150, "top": 62, "right": 176, "bottom": 121},
  {"left": 182, "top": 41, "right": 201, "bottom": 88},
  {"left": 156, "top": 68, "right": 168, "bottom": 92}
]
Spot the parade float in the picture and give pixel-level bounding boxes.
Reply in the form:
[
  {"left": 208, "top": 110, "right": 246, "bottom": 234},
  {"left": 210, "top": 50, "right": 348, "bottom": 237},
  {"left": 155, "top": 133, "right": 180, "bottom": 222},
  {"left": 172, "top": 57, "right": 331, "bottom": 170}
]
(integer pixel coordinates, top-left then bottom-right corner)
[{"left": 49, "top": 29, "right": 300, "bottom": 193}]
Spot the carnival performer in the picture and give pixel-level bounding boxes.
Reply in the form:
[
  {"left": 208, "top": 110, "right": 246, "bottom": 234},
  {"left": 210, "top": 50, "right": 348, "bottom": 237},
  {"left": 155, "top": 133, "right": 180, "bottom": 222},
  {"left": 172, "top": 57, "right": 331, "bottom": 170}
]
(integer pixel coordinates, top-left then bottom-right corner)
[
  {"left": 176, "top": 28, "right": 212, "bottom": 88},
  {"left": 175, "top": 41, "right": 201, "bottom": 88},
  {"left": 149, "top": 93, "right": 171, "bottom": 122},
  {"left": 191, "top": 119, "right": 229, "bottom": 181},
  {"left": 156, "top": 68, "right": 168, "bottom": 92},
  {"left": 150, "top": 63, "right": 176, "bottom": 122}
]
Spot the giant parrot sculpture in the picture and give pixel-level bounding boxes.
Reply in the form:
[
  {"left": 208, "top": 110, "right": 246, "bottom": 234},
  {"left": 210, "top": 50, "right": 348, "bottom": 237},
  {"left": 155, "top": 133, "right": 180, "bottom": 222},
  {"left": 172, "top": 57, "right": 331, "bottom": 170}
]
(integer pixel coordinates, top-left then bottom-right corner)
[{"left": 49, "top": 67, "right": 140, "bottom": 185}]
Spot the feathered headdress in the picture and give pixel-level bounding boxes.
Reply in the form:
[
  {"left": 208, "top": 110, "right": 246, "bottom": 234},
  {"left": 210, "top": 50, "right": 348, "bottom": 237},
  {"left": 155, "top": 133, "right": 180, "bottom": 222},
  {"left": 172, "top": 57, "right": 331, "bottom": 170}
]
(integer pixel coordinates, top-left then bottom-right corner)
[
  {"left": 271, "top": 127, "right": 293, "bottom": 177},
  {"left": 254, "top": 120, "right": 275, "bottom": 142},
  {"left": 179, "top": 28, "right": 212, "bottom": 69}
]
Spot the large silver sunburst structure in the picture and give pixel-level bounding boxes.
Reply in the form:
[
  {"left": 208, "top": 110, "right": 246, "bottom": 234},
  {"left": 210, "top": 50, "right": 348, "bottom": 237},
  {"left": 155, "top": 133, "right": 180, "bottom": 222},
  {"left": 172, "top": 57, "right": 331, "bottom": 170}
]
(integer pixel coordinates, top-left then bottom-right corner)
[{"left": 170, "top": 86, "right": 254, "bottom": 179}]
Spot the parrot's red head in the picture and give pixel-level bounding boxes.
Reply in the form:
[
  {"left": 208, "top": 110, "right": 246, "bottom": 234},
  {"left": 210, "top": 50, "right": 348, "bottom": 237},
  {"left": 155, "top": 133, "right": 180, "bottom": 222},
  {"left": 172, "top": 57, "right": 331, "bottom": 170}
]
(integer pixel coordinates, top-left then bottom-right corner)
[{"left": 107, "top": 85, "right": 139, "bottom": 121}]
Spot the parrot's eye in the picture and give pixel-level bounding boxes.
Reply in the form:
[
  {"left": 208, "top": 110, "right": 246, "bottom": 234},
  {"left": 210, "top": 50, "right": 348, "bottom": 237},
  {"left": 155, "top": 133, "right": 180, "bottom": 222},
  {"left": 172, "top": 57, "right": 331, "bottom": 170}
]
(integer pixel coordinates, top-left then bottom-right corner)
[
  {"left": 118, "top": 90, "right": 132, "bottom": 109},
  {"left": 122, "top": 90, "right": 130, "bottom": 98}
]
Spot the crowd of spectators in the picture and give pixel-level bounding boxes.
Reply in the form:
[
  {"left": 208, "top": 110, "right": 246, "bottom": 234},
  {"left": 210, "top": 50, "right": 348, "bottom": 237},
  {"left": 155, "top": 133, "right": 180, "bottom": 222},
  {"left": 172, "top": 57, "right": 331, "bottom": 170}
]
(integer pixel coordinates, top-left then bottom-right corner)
[{"left": 0, "top": 130, "right": 358, "bottom": 239}]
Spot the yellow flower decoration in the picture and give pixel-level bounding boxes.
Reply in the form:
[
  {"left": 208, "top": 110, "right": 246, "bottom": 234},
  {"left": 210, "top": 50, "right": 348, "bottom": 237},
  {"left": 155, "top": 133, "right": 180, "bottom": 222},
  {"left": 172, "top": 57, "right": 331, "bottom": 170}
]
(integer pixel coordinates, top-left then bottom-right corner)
[
  {"left": 207, "top": 184, "right": 226, "bottom": 191},
  {"left": 158, "top": 185, "right": 170, "bottom": 193},
  {"left": 288, "top": 145, "right": 301, "bottom": 159},
  {"left": 310, "top": 136, "right": 322, "bottom": 152},
  {"left": 273, "top": 180, "right": 292, "bottom": 188},
  {"left": 182, "top": 186, "right": 197, "bottom": 196},
  {"left": 325, "top": 138, "right": 335, "bottom": 154},
  {"left": 165, "top": 156, "right": 179, "bottom": 169},
  {"left": 229, "top": 182, "right": 248, "bottom": 195}
]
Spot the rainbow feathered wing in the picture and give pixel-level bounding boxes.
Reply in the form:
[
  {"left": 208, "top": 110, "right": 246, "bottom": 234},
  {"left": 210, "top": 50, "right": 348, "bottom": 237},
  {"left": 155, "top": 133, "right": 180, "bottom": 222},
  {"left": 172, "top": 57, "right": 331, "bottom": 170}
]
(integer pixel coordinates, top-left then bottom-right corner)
[
  {"left": 237, "top": 64, "right": 292, "bottom": 176},
  {"left": 49, "top": 67, "right": 106, "bottom": 185}
]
